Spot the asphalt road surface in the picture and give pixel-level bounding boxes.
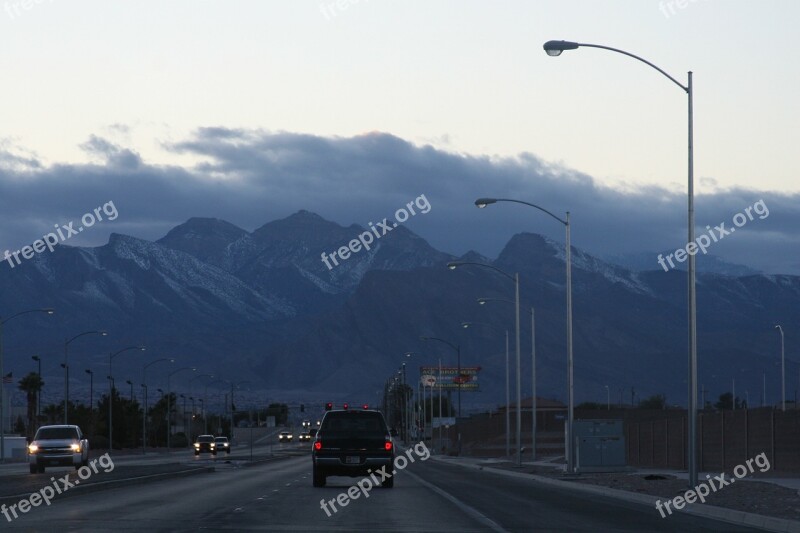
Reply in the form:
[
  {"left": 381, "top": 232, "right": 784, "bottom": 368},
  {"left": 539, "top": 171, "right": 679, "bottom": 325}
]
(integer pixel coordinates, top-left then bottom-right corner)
[{"left": 2, "top": 449, "right": 759, "bottom": 531}]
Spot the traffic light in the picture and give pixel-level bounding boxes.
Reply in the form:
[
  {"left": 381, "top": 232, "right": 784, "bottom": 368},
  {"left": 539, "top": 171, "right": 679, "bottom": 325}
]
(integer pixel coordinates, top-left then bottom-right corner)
[
  {"left": 325, "top": 402, "right": 333, "bottom": 411},
  {"left": 300, "top": 404, "right": 305, "bottom": 412}
]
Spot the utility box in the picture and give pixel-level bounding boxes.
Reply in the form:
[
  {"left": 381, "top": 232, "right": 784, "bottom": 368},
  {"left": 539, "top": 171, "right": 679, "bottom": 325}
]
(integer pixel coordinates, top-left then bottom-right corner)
[{"left": 571, "top": 420, "right": 627, "bottom": 472}]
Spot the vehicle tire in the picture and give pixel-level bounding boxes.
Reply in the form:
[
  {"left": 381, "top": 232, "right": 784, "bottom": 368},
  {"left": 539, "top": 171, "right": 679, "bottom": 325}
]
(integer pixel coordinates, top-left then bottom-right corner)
[
  {"left": 29, "top": 464, "right": 37, "bottom": 474},
  {"left": 312, "top": 467, "right": 326, "bottom": 487},
  {"left": 382, "top": 476, "right": 394, "bottom": 488}
]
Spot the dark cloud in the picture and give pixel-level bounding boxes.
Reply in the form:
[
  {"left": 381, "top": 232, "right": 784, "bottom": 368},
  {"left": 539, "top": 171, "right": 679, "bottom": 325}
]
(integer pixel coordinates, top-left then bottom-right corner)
[{"left": 1, "top": 129, "right": 797, "bottom": 274}]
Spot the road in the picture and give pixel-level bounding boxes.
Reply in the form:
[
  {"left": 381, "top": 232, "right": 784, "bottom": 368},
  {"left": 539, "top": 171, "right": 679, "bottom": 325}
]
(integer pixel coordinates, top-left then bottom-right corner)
[{"left": 2, "top": 443, "right": 757, "bottom": 532}]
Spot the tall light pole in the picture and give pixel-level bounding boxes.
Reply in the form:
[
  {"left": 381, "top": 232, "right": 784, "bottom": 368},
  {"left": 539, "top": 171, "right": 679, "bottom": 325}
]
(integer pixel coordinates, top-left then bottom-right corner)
[
  {"left": 205, "top": 379, "right": 225, "bottom": 435},
  {"left": 64, "top": 330, "right": 108, "bottom": 424},
  {"left": 1, "top": 308, "right": 55, "bottom": 462},
  {"left": 228, "top": 380, "right": 250, "bottom": 437},
  {"left": 605, "top": 385, "right": 610, "bottom": 411},
  {"left": 142, "top": 357, "right": 173, "bottom": 454},
  {"left": 531, "top": 307, "right": 536, "bottom": 460},
  {"left": 140, "top": 383, "right": 147, "bottom": 446},
  {"left": 540, "top": 38, "right": 692, "bottom": 481},
  {"left": 448, "top": 260, "right": 521, "bottom": 464},
  {"left": 32, "top": 355, "right": 42, "bottom": 419},
  {"left": 461, "top": 321, "right": 511, "bottom": 458},
  {"left": 420, "top": 336, "right": 461, "bottom": 417},
  {"left": 475, "top": 198, "right": 572, "bottom": 472},
  {"left": 109, "top": 346, "right": 145, "bottom": 452},
  {"left": 167, "top": 367, "right": 196, "bottom": 451},
  {"left": 85, "top": 369, "right": 94, "bottom": 434},
  {"left": 776, "top": 325, "right": 786, "bottom": 411}
]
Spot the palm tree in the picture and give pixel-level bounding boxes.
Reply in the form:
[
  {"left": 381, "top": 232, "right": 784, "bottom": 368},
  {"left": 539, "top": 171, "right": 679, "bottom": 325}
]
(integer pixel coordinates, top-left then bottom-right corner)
[{"left": 18, "top": 372, "right": 44, "bottom": 436}]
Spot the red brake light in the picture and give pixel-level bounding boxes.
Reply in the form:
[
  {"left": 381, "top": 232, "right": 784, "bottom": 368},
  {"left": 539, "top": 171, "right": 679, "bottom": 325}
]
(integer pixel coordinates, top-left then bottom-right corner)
[
  {"left": 325, "top": 402, "right": 333, "bottom": 411},
  {"left": 384, "top": 441, "right": 393, "bottom": 451},
  {"left": 343, "top": 403, "right": 348, "bottom": 410},
  {"left": 362, "top": 404, "right": 369, "bottom": 409},
  {"left": 314, "top": 441, "right": 322, "bottom": 451}
]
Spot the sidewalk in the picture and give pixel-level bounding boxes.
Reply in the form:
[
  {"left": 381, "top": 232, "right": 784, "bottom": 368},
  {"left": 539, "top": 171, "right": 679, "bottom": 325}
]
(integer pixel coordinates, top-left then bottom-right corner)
[{"left": 431, "top": 454, "right": 800, "bottom": 532}]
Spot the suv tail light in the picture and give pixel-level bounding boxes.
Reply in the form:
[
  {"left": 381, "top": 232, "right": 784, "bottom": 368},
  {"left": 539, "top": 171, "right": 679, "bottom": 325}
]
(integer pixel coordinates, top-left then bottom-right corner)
[
  {"left": 384, "top": 441, "right": 393, "bottom": 451},
  {"left": 343, "top": 403, "right": 349, "bottom": 410},
  {"left": 314, "top": 441, "right": 322, "bottom": 451}
]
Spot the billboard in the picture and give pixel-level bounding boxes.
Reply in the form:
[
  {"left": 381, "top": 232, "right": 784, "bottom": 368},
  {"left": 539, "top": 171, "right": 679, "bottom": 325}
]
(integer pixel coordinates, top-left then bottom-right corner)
[{"left": 419, "top": 366, "right": 480, "bottom": 391}]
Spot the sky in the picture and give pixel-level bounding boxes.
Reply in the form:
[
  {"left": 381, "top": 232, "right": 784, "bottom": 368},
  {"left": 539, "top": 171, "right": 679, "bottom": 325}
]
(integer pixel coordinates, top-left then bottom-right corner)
[{"left": 1, "top": 0, "right": 798, "bottom": 273}]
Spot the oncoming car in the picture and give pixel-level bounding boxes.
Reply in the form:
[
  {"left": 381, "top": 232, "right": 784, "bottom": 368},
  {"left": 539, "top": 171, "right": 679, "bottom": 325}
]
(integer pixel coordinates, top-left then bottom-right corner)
[
  {"left": 27, "top": 425, "right": 90, "bottom": 473},
  {"left": 312, "top": 409, "right": 395, "bottom": 488},
  {"left": 194, "top": 434, "right": 216, "bottom": 455},
  {"left": 278, "top": 431, "right": 293, "bottom": 442},
  {"left": 299, "top": 432, "right": 311, "bottom": 442},
  {"left": 214, "top": 436, "right": 231, "bottom": 454}
]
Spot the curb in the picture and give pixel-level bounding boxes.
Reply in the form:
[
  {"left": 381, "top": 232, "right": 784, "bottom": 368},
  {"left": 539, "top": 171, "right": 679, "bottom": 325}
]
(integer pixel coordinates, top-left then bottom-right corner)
[
  {"left": 0, "top": 466, "right": 214, "bottom": 506},
  {"left": 430, "top": 456, "right": 800, "bottom": 533}
]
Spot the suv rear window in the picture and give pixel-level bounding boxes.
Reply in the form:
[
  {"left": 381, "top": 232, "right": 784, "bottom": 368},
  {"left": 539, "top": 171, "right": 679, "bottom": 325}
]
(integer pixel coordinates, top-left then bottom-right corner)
[
  {"left": 35, "top": 427, "right": 79, "bottom": 440},
  {"left": 321, "top": 412, "right": 387, "bottom": 436}
]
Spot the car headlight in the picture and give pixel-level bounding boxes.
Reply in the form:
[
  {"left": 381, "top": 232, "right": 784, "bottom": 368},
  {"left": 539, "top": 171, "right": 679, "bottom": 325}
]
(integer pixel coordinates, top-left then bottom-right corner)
[
  {"left": 210, "top": 443, "right": 215, "bottom": 448},
  {"left": 194, "top": 443, "right": 200, "bottom": 448},
  {"left": 70, "top": 443, "right": 81, "bottom": 452},
  {"left": 28, "top": 444, "right": 38, "bottom": 453}
]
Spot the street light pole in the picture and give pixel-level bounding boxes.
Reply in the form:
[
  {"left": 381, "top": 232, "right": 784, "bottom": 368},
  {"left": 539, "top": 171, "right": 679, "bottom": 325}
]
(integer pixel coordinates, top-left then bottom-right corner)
[
  {"left": 141, "top": 357, "right": 173, "bottom": 454},
  {"left": 531, "top": 307, "right": 536, "bottom": 461},
  {"left": 540, "top": 38, "right": 693, "bottom": 482},
  {"left": 109, "top": 346, "right": 145, "bottom": 452},
  {"left": 1, "top": 308, "right": 55, "bottom": 462},
  {"left": 776, "top": 325, "right": 786, "bottom": 411},
  {"left": 32, "top": 355, "right": 42, "bottom": 419},
  {"left": 167, "top": 367, "right": 196, "bottom": 451},
  {"left": 64, "top": 330, "right": 108, "bottom": 424},
  {"left": 420, "top": 337, "right": 461, "bottom": 418},
  {"left": 85, "top": 369, "right": 94, "bottom": 434},
  {"left": 449, "top": 261, "right": 521, "bottom": 464}
]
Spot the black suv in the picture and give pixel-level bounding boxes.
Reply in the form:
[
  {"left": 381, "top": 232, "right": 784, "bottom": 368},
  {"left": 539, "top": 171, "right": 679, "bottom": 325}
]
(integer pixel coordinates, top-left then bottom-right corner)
[{"left": 312, "top": 409, "right": 395, "bottom": 488}]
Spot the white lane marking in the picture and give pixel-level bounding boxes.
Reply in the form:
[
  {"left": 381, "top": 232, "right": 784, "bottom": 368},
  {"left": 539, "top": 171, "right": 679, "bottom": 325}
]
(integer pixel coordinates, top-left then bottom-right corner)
[{"left": 405, "top": 470, "right": 509, "bottom": 533}]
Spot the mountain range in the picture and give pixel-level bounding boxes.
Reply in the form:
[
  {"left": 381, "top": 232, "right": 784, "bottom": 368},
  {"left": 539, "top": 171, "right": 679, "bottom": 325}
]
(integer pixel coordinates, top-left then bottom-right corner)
[{"left": 1, "top": 211, "right": 798, "bottom": 411}]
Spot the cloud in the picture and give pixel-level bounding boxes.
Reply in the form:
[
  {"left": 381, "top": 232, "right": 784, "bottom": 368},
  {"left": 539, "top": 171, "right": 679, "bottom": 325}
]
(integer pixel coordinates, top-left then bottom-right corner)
[{"left": 1, "top": 128, "right": 798, "bottom": 274}]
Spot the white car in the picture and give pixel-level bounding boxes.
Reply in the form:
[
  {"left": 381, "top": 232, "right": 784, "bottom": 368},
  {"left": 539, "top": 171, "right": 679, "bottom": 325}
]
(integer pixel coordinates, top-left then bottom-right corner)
[
  {"left": 28, "top": 425, "right": 89, "bottom": 474},
  {"left": 278, "top": 431, "right": 293, "bottom": 442}
]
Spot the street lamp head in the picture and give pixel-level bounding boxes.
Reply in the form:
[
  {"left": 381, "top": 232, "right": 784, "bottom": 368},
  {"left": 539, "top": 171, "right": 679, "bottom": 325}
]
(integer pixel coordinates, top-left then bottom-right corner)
[
  {"left": 474, "top": 198, "right": 497, "bottom": 209},
  {"left": 419, "top": 336, "right": 429, "bottom": 341},
  {"left": 446, "top": 262, "right": 458, "bottom": 270},
  {"left": 460, "top": 322, "right": 472, "bottom": 329},
  {"left": 99, "top": 331, "right": 108, "bottom": 336},
  {"left": 43, "top": 308, "right": 55, "bottom": 315},
  {"left": 85, "top": 369, "right": 92, "bottom": 375},
  {"left": 477, "top": 298, "right": 488, "bottom": 305},
  {"left": 32, "top": 355, "right": 40, "bottom": 361},
  {"left": 543, "top": 40, "right": 579, "bottom": 56}
]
